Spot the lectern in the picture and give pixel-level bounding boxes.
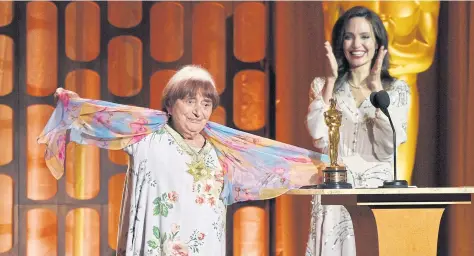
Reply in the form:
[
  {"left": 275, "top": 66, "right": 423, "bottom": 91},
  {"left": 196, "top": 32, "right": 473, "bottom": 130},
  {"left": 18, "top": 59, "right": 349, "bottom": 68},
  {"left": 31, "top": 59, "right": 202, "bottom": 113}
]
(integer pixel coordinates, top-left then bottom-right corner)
[{"left": 265, "top": 187, "right": 474, "bottom": 256}]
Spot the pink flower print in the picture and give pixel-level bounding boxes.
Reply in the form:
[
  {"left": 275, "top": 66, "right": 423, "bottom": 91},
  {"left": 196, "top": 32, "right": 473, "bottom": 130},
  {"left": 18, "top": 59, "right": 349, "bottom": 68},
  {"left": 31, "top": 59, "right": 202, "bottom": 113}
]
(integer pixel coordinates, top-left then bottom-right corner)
[
  {"left": 204, "top": 184, "right": 212, "bottom": 193},
  {"left": 207, "top": 197, "right": 215, "bottom": 206},
  {"left": 93, "top": 111, "right": 112, "bottom": 126},
  {"left": 273, "top": 168, "right": 285, "bottom": 175},
  {"left": 130, "top": 134, "right": 146, "bottom": 144},
  {"left": 56, "top": 135, "right": 67, "bottom": 161},
  {"left": 197, "top": 233, "right": 205, "bottom": 240},
  {"left": 283, "top": 156, "right": 310, "bottom": 163},
  {"left": 130, "top": 118, "right": 149, "bottom": 134},
  {"left": 164, "top": 240, "right": 189, "bottom": 256},
  {"left": 168, "top": 191, "right": 179, "bottom": 202},
  {"left": 221, "top": 161, "right": 229, "bottom": 173},
  {"left": 195, "top": 196, "right": 204, "bottom": 205},
  {"left": 58, "top": 92, "right": 70, "bottom": 109}
]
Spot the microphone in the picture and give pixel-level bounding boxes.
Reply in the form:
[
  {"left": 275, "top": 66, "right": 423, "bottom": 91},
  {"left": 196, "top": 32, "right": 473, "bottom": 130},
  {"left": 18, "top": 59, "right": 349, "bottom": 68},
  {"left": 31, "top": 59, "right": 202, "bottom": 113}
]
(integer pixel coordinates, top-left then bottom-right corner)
[{"left": 370, "top": 91, "right": 408, "bottom": 188}]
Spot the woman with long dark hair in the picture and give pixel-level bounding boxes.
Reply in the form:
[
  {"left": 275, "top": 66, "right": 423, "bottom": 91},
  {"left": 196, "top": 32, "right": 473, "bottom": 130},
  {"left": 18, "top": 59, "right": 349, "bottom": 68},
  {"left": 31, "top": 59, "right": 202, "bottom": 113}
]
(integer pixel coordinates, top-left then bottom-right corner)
[{"left": 306, "top": 6, "right": 410, "bottom": 255}]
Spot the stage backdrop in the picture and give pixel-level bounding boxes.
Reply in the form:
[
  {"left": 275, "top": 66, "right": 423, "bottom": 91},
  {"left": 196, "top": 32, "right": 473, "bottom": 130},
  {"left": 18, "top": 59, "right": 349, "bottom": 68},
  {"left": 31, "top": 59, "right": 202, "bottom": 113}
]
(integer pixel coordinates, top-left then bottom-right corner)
[{"left": 0, "top": 1, "right": 474, "bottom": 256}]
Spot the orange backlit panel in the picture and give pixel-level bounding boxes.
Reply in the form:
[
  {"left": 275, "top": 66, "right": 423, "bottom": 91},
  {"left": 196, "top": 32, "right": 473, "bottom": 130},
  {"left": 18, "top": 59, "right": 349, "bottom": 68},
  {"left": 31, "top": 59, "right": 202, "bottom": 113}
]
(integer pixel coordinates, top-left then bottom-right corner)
[
  {"left": 233, "top": 70, "right": 266, "bottom": 131},
  {"left": 150, "top": 69, "right": 176, "bottom": 110},
  {"left": 108, "top": 1, "right": 142, "bottom": 29},
  {"left": 0, "top": 35, "right": 13, "bottom": 96},
  {"left": 0, "top": 174, "right": 13, "bottom": 253},
  {"left": 0, "top": 105, "right": 12, "bottom": 166},
  {"left": 65, "top": 2, "right": 100, "bottom": 62},
  {"left": 234, "top": 3, "right": 266, "bottom": 62},
  {"left": 210, "top": 106, "right": 226, "bottom": 125},
  {"left": 27, "top": 105, "right": 57, "bottom": 200},
  {"left": 26, "top": 1, "right": 57, "bottom": 97},
  {"left": 150, "top": 2, "right": 184, "bottom": 62},
  {"left": 0, "top": 1, "right": 13, "bottom": 27},
  {"left": 108, "top": 173, "right": 126, "bottom": 249},
  {"left": 108, "top": 36, "right": 143, "bottom": 97},
  {"left": 26, "top": 209, "right": 57, "bottom": 256},
  {"left": 192, "top": 3, "right": 226, "bottom": 94},
  {"left": 65, "top": 208, "right": 100, "bottom": 256}
]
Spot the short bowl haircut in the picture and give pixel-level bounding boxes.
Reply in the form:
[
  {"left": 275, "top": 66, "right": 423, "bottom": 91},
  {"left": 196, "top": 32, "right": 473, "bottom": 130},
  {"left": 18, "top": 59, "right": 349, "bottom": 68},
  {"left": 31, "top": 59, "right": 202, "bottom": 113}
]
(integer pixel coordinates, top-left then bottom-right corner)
[{"left": 161, "top": 65, "right": 220, "bottom": 113}]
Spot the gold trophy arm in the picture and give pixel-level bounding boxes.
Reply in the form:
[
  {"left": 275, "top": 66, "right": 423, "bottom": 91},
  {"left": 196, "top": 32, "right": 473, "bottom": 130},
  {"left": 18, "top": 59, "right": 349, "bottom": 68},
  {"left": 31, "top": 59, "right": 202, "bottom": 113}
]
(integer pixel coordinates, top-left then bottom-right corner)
[{"left": 389, "top": 3, "right": 440, "bottom": 75}]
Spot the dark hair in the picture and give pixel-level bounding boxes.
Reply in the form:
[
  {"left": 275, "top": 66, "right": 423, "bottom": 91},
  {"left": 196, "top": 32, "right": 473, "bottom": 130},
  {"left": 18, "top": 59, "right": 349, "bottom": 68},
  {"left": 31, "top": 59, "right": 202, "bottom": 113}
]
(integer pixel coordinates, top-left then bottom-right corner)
[{"left": 331, "top": 6, "right": 394, "bottom": 88}]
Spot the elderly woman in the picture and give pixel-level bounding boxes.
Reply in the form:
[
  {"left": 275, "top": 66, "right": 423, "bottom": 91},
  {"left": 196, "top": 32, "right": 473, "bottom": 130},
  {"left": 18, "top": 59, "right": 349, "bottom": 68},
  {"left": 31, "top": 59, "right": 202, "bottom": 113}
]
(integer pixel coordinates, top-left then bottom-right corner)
[{"left": 38, "top": 65, "right": 328, "bottom": 256}]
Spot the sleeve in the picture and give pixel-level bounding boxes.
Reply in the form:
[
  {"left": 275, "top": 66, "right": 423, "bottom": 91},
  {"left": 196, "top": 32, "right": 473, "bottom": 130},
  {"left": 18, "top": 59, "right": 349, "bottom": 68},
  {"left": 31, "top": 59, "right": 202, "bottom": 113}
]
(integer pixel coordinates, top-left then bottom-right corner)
[
  {"left": 37, "top": 88, "right": 168, "bottom": 180},
  {"left": 371, "top": 80, "right": 410, "bottom": 161},
  {"left": 204, "top": 121, "right": 329, "bottom": 206},
  {"left": 306, "top": 77, "right": 330, "bottom": 152}
]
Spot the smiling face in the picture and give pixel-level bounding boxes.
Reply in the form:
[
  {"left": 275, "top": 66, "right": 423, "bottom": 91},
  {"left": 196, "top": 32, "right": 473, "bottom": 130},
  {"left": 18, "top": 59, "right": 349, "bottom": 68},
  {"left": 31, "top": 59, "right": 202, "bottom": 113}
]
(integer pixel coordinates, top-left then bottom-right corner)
[
  {"left": 168, "top": 91, "right": 213, "bottom": 137},
  {"left": 343, "top": 17, "right": 377, "bottom": 69}
]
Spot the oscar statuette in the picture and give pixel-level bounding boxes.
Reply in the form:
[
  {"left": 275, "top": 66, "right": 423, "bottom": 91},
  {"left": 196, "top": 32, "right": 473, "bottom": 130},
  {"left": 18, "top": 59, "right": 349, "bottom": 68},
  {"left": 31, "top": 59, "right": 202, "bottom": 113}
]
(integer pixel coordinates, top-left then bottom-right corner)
[{"left": 317, "top": 99, "right": 352, "bottom": 189}]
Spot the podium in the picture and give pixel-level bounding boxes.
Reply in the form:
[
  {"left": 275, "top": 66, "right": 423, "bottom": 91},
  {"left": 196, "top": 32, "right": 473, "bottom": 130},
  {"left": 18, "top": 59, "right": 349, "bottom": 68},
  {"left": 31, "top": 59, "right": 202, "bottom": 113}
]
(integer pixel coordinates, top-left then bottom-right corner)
[{"left": 273, "top": 187, "right": 474, "bottom": 256}]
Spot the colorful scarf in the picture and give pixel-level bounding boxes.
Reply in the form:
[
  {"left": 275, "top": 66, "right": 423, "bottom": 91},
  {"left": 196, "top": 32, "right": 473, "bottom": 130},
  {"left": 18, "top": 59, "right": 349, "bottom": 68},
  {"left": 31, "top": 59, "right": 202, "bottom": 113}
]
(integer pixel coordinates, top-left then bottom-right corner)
[{"left": 38, "top": 90, "right": 329, "bottom": 205}]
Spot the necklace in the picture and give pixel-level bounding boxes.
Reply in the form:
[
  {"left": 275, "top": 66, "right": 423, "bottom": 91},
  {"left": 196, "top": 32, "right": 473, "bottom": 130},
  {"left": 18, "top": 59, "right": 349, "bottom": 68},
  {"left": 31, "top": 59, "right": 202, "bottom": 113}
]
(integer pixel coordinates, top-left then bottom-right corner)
[{"left": 348, "top": 79, "right": 367, "bottom": 90}]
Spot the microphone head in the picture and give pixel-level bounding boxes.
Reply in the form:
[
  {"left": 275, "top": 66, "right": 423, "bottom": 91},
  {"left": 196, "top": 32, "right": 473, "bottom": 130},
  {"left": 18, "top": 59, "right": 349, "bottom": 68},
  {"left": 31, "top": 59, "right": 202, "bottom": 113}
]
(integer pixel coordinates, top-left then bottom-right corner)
[
  {"left": 369, "top": 90, "right": 391, "bottom": 109},
  {"left": 376, "top": 90, "right": 391, "bottom": 109},
  {"left": 370, "top": 92, "right": 378, "bottom": 107}
]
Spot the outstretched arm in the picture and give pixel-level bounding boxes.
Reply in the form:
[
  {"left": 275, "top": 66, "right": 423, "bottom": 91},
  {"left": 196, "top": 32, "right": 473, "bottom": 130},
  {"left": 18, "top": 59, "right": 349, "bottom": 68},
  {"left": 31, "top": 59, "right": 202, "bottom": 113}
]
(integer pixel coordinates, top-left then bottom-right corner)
[{"left": 37, "top": 88, "right": 168, "bottom": 180}]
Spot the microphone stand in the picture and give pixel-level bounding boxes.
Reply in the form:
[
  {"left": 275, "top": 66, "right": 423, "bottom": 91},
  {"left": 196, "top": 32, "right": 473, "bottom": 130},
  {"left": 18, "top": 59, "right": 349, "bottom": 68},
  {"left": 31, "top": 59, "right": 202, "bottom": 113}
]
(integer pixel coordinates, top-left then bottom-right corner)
[{"left": 379, "top": 107, "right": 408, "bottom": 188}]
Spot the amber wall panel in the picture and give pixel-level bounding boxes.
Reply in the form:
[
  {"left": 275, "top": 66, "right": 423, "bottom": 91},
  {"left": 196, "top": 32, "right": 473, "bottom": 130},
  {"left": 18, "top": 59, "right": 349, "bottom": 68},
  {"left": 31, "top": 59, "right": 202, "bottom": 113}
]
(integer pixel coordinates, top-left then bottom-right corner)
[
  {"left": 0, "top": 174, "right": 13, "bottom": 253},
  {"left": 233, "top": 205, "right": 269, "bottom": 255},
  {"left": 108, "top": 174, "right": 126, "bottom": 250},
  {"left": 234, "top": 2, "right": 266, "bottom": 62},
  {"left": 0, "top": 1, "right": 13, "bottom": 27},
  {"left": 0, "top": 105, "right": 12, "bottom": 166},
  {"left": 108, "top": 150, "right": 129, "bottom": 166},
  {"left": 65, "top": 143, "right": 100, "bottom": 200},
  {"left": 108, "top": 36, "right": 143, "bottom": 97},
  {"left": 65, "top": 208, "right": 100, "bottom": 256},
  {"left": 27, "top": 105, "right": 57, "bottom": 200},
  {"left": 233, "top": 70, "right": 266, "bottom": 131},
  {"left": 64, "top": 69, "right": 100, "bottom": 99},
  {"left": 26, "top": 1, "right": 57, "bottom": 97},
  {"left": 150, "top": 2, "right": 183, "bottom": 62},
  {"left": 0, "top": 35, "right": 13, "bottom": 96},
  {"left": 210, "top": 106, "right": 226, "bottom": 125},
  {"left": 27, "top": 209, "right": 57, "bottom": 256},
  {"left": 108, "top": 1, "right": 142, "bottom": 29},
  {"left": 65, "top": 1, "right": 100, "bottom": 62},
  {"left": 150, "top": 69, "right": 176, "bottom": 110},
  {"left": 192, "top": 3, "right": 226, "bottom": 94}
]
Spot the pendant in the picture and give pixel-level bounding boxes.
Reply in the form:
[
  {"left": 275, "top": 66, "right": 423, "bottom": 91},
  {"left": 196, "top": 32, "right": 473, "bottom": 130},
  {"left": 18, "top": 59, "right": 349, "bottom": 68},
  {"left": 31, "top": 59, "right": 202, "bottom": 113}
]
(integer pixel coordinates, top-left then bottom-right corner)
[{"left": 187, "top": 157, "right": 211, "bottom": 182}]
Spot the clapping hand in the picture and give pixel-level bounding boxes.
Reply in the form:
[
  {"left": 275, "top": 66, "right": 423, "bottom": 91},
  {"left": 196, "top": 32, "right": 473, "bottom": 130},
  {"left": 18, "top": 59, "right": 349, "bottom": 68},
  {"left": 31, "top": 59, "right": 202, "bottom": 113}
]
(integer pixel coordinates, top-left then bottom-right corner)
[
  {"left": 367, "top": 45, "right": 387, "bottom": 92},
  {"left": 324, "top": 41, "right": 338, "bottom": 83},
  {"left": 322, "top": 41, "right": 338, "bottom": 104}
]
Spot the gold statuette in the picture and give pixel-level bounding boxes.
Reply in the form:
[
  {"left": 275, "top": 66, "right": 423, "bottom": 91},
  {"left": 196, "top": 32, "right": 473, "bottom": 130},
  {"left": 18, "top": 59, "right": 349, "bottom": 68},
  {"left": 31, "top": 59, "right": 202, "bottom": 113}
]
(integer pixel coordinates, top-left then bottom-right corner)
[{"left": 318, "top": 99, "right": 352, "bottom": 189}]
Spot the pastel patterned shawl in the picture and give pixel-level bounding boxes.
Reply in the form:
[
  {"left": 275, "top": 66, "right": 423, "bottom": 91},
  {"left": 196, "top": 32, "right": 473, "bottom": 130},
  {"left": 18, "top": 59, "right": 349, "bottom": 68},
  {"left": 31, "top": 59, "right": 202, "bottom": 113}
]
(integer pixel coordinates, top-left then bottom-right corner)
[{"left": 38, "top": 89, "right": 329, "bottom": 205}]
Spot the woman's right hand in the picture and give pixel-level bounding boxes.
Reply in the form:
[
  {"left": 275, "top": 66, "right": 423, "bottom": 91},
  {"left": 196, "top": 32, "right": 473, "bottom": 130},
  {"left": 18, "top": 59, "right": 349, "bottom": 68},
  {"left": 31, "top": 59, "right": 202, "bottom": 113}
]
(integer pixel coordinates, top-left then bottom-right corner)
[
  {"left": 54, "top": 88, "right": 79, "bottom": 104},
  {"left": 323, "top": 41, "right": 337, "bottom": 104}
]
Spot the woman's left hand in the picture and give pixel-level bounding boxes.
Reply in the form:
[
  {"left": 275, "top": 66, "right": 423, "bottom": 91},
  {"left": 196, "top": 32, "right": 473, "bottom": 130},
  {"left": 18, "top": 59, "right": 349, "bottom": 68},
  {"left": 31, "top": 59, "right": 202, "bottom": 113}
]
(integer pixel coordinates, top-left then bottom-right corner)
[{"left": 367, "top": 45, "right": 388, "bottom": 92}]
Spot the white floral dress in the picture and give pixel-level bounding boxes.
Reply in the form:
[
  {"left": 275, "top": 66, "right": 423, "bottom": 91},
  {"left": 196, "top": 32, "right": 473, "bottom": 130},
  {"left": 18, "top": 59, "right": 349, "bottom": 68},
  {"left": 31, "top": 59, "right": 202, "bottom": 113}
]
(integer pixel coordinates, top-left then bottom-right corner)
[
  {"left": 305, "top": 77, "right": 410, "bottom": 256},
  {"left": 116, "top": 124, "right": 226, "bottom": 256}
]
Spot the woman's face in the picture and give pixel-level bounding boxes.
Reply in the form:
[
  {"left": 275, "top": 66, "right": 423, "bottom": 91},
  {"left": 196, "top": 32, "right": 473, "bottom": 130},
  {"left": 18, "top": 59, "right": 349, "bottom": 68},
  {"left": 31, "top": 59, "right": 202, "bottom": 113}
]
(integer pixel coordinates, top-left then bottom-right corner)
[
  {"left": 169, "top": 91, "right": 213, "bottom": 137},
  {"left": 343, "top": 17, "right": 377, "bottom": 69}
]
